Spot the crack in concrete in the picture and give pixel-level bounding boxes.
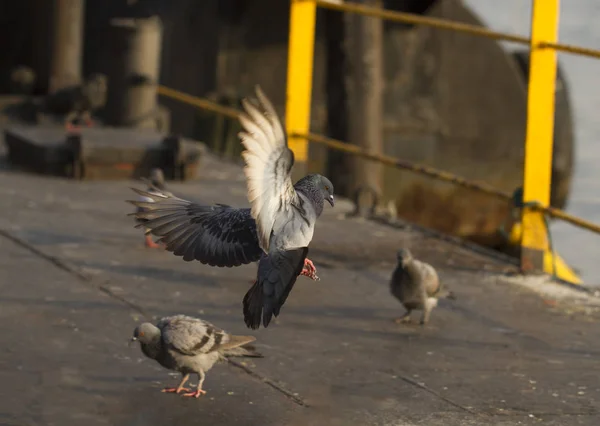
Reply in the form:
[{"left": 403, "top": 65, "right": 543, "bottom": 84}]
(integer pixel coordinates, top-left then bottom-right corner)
[{"left": 397, "top": 374, "right": 484, "bottom": 417}]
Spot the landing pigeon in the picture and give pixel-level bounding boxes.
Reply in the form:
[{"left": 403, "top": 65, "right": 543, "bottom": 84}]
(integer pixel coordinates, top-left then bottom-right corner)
[
  {"left": 127, "top": 86, "right": 335, "bottom": 330},
  {"left": 238, "top": 87, "right": 334, "bottom": 329},
  {"left": 133, "top": 168, "right": 171, "bottom": 249},
  {"left": 131, "top": 315, "right": 261, "bottom": 398},
  {"left": 390, "top": 248, "right": 455, "bottom": 325}
]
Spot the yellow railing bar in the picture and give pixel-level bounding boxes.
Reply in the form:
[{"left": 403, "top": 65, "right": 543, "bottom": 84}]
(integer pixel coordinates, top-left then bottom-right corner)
[
  {"left": 316, "top": 0, "right": 529, "bottom": 45},
  {"left": 520, "top": 0, "right": 559, "bottom": 274},
  {"left": 157, "top": 85, "right": 240, "bottom": 120},
  {"left": 296, "top": 132, "right": 510, "bottom": 199},
  {"left": 315, "top": 0, "right": 600, "bottom": 60},
  {"left": 285, "top": 0, "right": 317, "bottom": 177},
  {"left": 302, "top": 131, "right": 600, "bottom": 237},
  {"left": 540, "top": 41, "right": 600, "bottom": 60},
  {"left": 155, "top": 84, "right": 600, "bottom": 239},
  {"left": 544, "top": 206, "right": 600, "bottom": 234}
]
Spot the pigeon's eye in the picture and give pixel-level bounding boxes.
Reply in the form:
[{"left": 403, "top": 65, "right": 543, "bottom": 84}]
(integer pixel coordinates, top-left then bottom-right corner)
[
  {"left": 139, "top": 331, "right": 145, "bottom": 337},
  {"left": 325, "top": 185, "right": 329, "bottom": 191}
]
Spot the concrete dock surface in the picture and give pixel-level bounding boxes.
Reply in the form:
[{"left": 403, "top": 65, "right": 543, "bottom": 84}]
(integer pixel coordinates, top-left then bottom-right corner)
[{"left": 1, "top": 155, "right": 599, "bottom": 426}]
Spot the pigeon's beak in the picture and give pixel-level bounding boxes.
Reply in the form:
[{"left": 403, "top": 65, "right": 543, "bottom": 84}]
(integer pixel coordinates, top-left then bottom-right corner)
[
  {"left": 129, "top": 337, "right": 137, "bottom": 347},
  {"left": 327, "top": 195, "right": 335, "bottom": 207}
]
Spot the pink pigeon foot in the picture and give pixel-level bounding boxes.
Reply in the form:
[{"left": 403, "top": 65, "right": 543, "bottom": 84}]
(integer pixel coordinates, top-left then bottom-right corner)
[
  {"left": 144, "top": 234, "right": 164, "bottom": 249},
  {"left": 65, "top": 122, "right": 80, "bottom": 133},
  {"left": 182, "top": 389, "right": 206, "bottom": 398},
  {"left": 161, "top": 387, "right": 191, "bottom": 394},
  {"left": 300, "top": 258, "right": 319, "bottom": 281}
]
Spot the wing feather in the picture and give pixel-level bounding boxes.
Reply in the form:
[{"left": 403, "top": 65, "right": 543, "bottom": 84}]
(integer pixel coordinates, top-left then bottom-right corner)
[
  {"left": 238, "top": 86, "right": 297, "bottom": 253},
  {"left": 128, "top": 189, "right": 263, "bottom": 267},
  {"left": 159, "top": 315, "right": 230, "bottom": 356}
]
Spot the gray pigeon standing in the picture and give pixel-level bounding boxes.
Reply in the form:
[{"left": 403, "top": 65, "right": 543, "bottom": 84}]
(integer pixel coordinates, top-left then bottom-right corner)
[
  {"left": 390, "top": 248, "right": 455, "bottom": 325},
  {"left": 134, "top": 168, "right": 170, "bottom": 249},
  {"left": 131, "top": 315, "right": 261, "bottom": 398},
  {"left": 127, "top": 86, "right": 335, "bottom": 330}
]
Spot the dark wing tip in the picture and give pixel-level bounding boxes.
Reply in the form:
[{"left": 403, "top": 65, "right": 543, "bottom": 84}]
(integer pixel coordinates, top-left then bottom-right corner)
[{"left": 243, "top": 280, "right": 265, "bottom": 330}]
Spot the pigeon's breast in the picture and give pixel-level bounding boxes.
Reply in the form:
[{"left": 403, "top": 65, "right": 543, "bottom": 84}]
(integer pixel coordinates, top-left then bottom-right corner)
[
  {"left": 272, "top": 193, "right": 317, "bottom": 250},
  {"left": 390, "top": 267, "right": 422, "bottom": 305},
  {"left": 171, "top": 351, "right": 220, "bottom": 374}
]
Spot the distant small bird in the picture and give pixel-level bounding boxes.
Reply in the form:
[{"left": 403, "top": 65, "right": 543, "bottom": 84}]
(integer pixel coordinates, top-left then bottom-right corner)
[
  {"left": 131, "top": 315, "right": 261, "bottom": 398},
  {"left": 134, "top": 168, "right": 171, "bottom": 249},
  {"left": 389, "top": 248, "right": 455, "bottom": 325}
]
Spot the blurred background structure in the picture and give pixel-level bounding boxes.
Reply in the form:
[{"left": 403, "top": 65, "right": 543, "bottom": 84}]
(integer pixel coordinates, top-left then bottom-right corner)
[{"left": 2, "top": 0, "right": 600, "bottom": 285}]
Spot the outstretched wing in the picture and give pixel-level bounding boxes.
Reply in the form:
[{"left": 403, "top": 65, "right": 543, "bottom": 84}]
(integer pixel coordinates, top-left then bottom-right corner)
[
  {"left": 159, "top": 315, "right": 230, "bottom": 356},
  {"left": 128, "top": 188, "right": 262, "bottom": 267},
  {"left": 239, "top": 86, "right": 297, "bottom": 253}
]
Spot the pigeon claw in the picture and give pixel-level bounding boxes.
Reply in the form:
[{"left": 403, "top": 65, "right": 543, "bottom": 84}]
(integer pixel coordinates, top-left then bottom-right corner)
[
  {"left": 182, "top": 389, "right": 206, "bottom": 398},
  {"left": 144, "top": 234, "right": 164, "bottom": 249},
  {"left": 65, "top": 122, "right": 80, "bottom": 134},
  {"left": 161, "top": 387, "right": 191, "bottom": 394},
  {"left": 301, "top": 258, "right": 320, "bottom": 281}
]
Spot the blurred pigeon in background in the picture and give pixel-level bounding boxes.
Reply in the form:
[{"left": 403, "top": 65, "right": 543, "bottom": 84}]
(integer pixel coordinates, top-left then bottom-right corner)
[
  {"left": 43, "top": 73, "right": 107, "bottom": 132},
  {"left": 390, "top": 248, "right": 455, "bottom": 325},
  {"left": 128, "top": 86, "right": 335, "bottom": 330},
  {"left": 131, "top": 315, "right": 261, "bottom": 398}
]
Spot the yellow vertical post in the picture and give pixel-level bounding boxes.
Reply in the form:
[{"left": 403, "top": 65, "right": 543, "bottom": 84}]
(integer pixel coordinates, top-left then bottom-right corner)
[
  {"left": 521, "top": 0, "right": 559, "bottom": 273},
  {"left": 285, "top": 0, "right": 317, "bottom": 180}
]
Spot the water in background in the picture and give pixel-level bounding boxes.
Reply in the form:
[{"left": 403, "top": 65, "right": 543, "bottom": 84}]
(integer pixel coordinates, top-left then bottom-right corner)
[{"left": 464, "top": 0, "right": 600, "bottom": 285}]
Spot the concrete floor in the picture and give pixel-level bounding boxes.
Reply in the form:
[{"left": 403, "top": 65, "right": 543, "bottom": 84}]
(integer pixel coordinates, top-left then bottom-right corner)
[{"left": 1, "top": 156, "right": 599, "bottom": 426}]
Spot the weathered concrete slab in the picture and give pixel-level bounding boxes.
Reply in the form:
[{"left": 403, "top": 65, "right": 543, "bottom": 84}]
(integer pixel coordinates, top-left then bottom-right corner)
[
  {"left": 3, "top": 125, "right": 204, "bottom": 180},
  {"left": 0, "top": 154, "right": 599, "bottom": 425}
]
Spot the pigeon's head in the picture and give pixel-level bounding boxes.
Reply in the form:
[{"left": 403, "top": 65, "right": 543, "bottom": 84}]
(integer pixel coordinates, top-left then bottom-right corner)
[
  {"left": 315, "top": 174, "right": 335, "bottom": 207},
  {"left": 131, "top": 322, "right": 160, "bottom": 345},
  {"left": 396, "top": 248, "right": 413, "bottom": 266},
  {"left": 296, "top": 174, "right": 335, "bottom": 207}
]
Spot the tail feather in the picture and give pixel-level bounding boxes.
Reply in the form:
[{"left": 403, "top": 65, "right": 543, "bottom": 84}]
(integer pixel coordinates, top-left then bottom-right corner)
[
  {"left": 242, "top": 248, "right": 308, "bottom": 329},
  {"left": 222, "top": 344, "right": 264, "bottom": 358},
  {"left": 243, "top": 280, "right": 264, "bottom": 330},
  {"left": 220, "top": 334, "right": 256, "bottom": 350}
]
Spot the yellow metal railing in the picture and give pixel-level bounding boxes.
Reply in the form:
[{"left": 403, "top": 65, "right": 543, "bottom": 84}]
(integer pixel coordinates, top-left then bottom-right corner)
[
  {"left": 285, "top": 0, "right": 317, "bottom": 170},
  {"left": 158, "top": 83, "right": 600, "bottom": 237},
  {"left": 156, "top": 0, "right": 600, "bottom": 286},
  {"left": 283, "top": 0, "right": 579, "bottom": 284},
  {"left": 157, "top": 85, "right": 600, "bottom": 236},
  {"left": 158, "top": 83, "right": 592, "bottom": 285},
  {"left": 521, "top": 0, "right": 559, "bottom": 277}
]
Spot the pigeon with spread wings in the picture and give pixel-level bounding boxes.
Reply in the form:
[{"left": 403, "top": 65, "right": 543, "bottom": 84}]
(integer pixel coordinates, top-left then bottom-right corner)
[{"left": 128, "top": 86, "right": 334, "bottom": 329}]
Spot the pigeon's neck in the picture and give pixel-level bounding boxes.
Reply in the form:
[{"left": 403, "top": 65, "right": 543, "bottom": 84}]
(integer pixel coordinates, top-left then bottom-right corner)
[
  {"left": 140, "top": 336, "right": 162, "bottom": 360},
  {"left": 294, "top": 183, "right": 324, "bottom": 217}
]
